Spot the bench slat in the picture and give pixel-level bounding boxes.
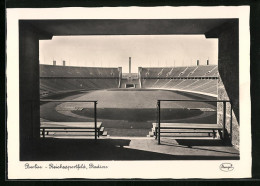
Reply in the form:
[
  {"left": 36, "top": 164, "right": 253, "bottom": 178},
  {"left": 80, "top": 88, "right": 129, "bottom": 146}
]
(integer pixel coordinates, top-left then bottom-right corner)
[
  {"left": 41, "top": 130, "right": 98, "bottom": 132},
  {"left": 153, "top": 123, "right": 222, "bottom": 130},
  {"left": 41, "top": 122, "right": 102, "bottom": 128},
  {"left": 152, "top": 127, "right": 216, "bottom": 131},
  {"left": 155, "top": 131, "right": 215, "bottom": 133},
  {"left": 42, "top": 132, "right": 98, "bottom": 136}
]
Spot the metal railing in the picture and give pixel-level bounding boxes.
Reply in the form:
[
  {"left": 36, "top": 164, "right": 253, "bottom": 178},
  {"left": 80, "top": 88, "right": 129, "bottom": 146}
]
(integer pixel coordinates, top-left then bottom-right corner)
[
  {"left": 40, "top": 99, "right": 98, "bottom": 140},
  {"left": 156, "top": 99, "right": 232, "bottom": 144}
]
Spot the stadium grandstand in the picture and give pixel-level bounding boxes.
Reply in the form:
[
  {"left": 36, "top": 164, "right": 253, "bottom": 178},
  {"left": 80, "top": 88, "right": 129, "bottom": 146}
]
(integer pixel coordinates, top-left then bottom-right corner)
[
  {"left": 140, "top": 65, "right": 218, "bottom": 96},
  {"left": 40, "top": 64, "right": 121, "bottom": 98},
  {"left": 40, "top": 64, "right": 218, "bottom": 97}
]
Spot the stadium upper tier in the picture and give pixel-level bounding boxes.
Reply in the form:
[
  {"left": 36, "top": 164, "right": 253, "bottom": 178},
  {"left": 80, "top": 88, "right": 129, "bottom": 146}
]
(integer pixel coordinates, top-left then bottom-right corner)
[
  {"left": 40, "top": 64, "right": 120, "bottom": 78},
  {"left": 39, "top": 65, "right": 120, "bottom": 97},
  {"left": 140, "top": 65, "right": 218, "bottom": 78},
  {"left": 140, "top": 65, "right": 219, "bottom": 96}
]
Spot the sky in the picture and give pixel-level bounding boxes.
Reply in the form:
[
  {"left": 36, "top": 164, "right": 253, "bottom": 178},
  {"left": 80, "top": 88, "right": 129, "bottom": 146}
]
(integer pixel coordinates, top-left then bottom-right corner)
[{"left": 39, "top": 35, "right": 218, "bottom": 73}]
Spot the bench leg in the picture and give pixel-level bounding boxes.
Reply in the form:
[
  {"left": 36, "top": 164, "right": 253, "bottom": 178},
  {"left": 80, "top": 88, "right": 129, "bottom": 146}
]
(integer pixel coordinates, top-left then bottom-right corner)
[
  {"left": 218, "top": 130, "right": 222, "bottom": 140},
  {"left": 42, "top": 128, "right": 45, "bottom": 138},
  {"left": 212, "top": 130, "right": 215, "bottom": 138}
]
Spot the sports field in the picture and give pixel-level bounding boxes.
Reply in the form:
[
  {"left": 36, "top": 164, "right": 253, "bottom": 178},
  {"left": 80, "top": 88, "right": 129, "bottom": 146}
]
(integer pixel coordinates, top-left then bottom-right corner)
[{"left": 40, "top": 89, "right": 217, "bottom": 137}]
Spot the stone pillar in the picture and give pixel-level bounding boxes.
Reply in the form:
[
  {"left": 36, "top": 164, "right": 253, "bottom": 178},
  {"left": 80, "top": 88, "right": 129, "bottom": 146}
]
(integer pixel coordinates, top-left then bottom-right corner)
[
  {"left": 19, "top": 21, "right": 53, "bottom": 160},
  {"left": 205, "top": 20, "right": 239, "bottom": 149}
]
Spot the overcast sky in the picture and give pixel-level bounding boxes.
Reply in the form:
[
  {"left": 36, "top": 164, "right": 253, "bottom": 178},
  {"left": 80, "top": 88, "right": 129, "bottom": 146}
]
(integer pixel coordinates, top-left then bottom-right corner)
[{"left": 39, "top": 35, "right": 218, "bottom": 73}]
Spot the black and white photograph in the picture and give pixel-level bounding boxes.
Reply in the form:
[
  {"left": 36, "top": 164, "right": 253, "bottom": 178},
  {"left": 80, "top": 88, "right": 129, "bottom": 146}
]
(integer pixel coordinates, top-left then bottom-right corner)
[{"left": 6, "top": 6, "right": 251, "bottom": 179}]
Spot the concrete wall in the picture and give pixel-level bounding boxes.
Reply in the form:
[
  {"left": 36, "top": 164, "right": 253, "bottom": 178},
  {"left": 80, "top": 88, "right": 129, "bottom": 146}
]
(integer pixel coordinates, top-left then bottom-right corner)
[
  {"left": 120, "top": 79, "right": 140, "bottom": 88},
  {"left": 206, "top": 20, "right": 239, "bottom": 149},
  {"left": 19, "top": 22, "right": 52, "bottom": 160},
  {"left": 19, "top": 23, "right": 40, "bottom": 159},
  {"left": 218, "top": 22, "right": 239, "bottom": 149}
]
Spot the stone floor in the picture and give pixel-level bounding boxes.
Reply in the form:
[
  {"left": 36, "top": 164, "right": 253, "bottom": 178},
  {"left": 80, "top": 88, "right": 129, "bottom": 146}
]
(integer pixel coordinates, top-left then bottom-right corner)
[
  {"left": 21, "top": 136, "right": 239, "bottom": 161},
  {"left": 121, "top": 137, "right": 239, "bottom": 159}
]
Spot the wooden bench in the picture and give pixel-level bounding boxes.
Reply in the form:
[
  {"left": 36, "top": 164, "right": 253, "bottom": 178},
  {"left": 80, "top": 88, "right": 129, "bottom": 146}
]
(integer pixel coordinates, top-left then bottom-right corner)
[
  {"left": 152, "top": 123, "right": 223, "bottom": 139},
  {"left": 40, "top": 122, "right": 103, "bottom": 138}
]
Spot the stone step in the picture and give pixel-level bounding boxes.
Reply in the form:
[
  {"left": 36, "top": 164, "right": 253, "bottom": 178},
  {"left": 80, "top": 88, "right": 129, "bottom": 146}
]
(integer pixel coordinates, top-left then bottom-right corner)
[{"left": 102, "top": 131, "right": 108, "bottom": 136}]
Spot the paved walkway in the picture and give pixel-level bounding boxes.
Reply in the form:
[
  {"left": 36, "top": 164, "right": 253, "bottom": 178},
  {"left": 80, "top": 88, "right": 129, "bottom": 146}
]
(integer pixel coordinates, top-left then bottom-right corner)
[
  {"left": 121, "top": 137, "right": 239, "bottom": 159},
  {"left": 25, "top": 136, "right": 239, "bottom": 161}
]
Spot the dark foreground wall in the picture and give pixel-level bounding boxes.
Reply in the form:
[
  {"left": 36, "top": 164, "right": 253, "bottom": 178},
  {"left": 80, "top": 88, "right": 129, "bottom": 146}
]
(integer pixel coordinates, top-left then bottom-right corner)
[
  {"left": 218, "top": 22, "right": 239, "bottom": 149},
  {"left": 19, "top": 22, "right": 53, "bottom": 159},
  {"left": 19, "top": 23, "right": 40, "bottom": 158},
  {"left": 206, "top": 20, "right": 239, "bottom": 149}
]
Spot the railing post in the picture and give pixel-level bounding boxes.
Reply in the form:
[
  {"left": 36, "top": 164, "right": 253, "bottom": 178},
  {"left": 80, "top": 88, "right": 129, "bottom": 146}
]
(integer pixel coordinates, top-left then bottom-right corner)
[
  {"left": 155, "top": 101, "right": 158, "bottom": 139},
  {"left": 43, "top": 128, "right": 45, "bottom": 138},
  {"left": 222, "top": 101, "right": 226, "bottom": 139},
  {"left": 94, "top": 101, "right": 97, "bottom": 141},
  {"left": 158, "top": 100, "right": 161, "bottom": 145},
  {"left": 230, "top": 101, "right": 233, "bottom": 144}
]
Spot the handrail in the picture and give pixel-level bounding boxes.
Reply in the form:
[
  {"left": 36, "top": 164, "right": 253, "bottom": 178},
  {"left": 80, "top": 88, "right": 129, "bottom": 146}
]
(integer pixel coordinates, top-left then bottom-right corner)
[
  {"left": 158, "top": 100, "right": 230, "bottom": 102},
  {"left": 40, "top": 99, "right": 97, "bottom": 103},
  {"left": 40, "top": 99, "right": 98, "bottom": 140},
  {"left": 40, "top": 77, "right": 119, "bottom": 79},
  {"left": 156, "top": 99, "right": 232, "bottom": 145}
]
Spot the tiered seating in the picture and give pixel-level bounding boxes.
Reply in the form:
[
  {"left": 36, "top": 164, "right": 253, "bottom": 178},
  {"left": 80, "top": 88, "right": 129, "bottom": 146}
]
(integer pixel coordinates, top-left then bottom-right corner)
[
  {"left": 169, "top": 67, "right": 187, "bottom": 77},
  {"left": 140, "top": 65, "right": 218, "bottom": 96},
  {"left": 179, "top": 66, "right": 197, "bottom": 77},
  {"left": 141, "top": 68, "right": 167, "bottom": 77},
  {"left": 141, "top": 79, "right": 158, "bottom": 88},
  {"left": 142, "top": 67, "right": 191, "bottom": 78},
  {"left": 40, "top": 65, "right": 119, "bottom": 78},
  {"left": 191, "top": 80, "right": 217, "bottom": 91},
  {"left": 189, "top": 65, "right": 217, "bottom": 77},
  {"left": 164, "top": 79, "right": 184, "bottom": 88},
  {"left": 141, "top": 65, "right": 218, "bottom": 78},
  {"left": 40, "top": 65, "right": 120, "bottom": 97},
  {"left": 206, "top": 66, "right": 218, "bottom": 77},
  {"left": 154, "top": 79, "right": 171, "bottom": 88}
]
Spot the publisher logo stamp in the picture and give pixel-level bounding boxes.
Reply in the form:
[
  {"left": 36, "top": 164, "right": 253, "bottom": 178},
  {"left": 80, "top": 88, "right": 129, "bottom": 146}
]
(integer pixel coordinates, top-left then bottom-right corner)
[{"left": 219, "top": 163, "right": 234, "bottom": 172}]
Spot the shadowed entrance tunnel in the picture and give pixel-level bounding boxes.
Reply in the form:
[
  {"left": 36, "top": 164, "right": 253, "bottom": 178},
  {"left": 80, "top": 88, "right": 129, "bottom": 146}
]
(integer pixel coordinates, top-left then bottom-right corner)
[{"left": 19, "top": 19, "right": 239, "bottom": 160}]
